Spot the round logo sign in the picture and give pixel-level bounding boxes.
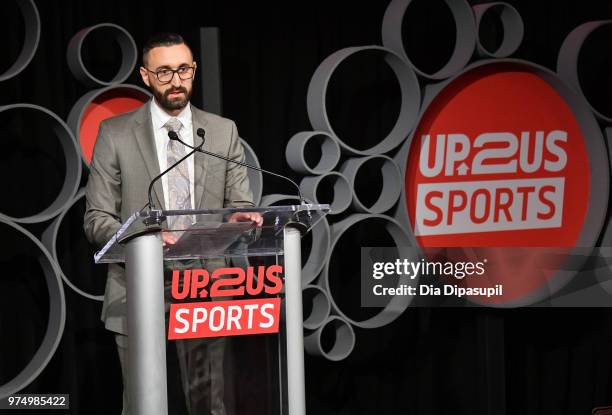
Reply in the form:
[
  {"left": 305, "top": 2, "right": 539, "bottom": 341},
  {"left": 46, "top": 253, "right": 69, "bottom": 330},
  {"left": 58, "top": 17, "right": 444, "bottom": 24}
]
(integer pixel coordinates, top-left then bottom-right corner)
[{"left": 405, "top": 62, "right": 608, "bottom": 305}]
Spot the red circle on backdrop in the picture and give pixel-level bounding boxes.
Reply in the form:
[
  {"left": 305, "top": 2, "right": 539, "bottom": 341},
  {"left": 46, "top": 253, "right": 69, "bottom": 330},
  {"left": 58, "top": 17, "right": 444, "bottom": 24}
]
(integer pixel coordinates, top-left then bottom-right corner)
[
  {"left": 80, "top": 89, "right": 149, "bottom": 164},
  {"left": 405, "top": 63, "right": 591, "bottom": 305}
]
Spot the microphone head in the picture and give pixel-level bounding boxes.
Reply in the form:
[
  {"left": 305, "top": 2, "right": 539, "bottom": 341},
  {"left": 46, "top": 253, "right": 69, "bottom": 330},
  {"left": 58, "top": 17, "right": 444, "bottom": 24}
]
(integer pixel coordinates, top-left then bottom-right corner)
[
  {"left": 167, "top": 130, "right": 179, "bottom": 141},
  {"left": 196, "top": 128, "right": 206, "bottom": 145}
]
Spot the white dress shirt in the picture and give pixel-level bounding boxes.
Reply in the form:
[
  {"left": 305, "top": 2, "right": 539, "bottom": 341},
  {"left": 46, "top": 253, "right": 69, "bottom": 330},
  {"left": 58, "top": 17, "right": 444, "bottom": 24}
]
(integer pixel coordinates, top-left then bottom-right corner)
[{"left": 150, "top": 99, "right": 196, "bottom": 210}]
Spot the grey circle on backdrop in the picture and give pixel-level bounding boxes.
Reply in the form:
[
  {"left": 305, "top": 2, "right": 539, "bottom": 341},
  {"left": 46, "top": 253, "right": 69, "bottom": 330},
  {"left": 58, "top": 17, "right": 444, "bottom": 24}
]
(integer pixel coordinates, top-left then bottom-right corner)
[
  {"left": 285, "top": 131, "right": 341, "bottom": 175},
  {"left": 557, "top": 20, "right": 612, "bottom": 123},
  {"left": 321, "top": 214, "right": 417, "bottom": 328},
  {"left": 382, "top": 0, "right": 476, "bottom": 80},
  {"left": 67, "top": 84, "right": 151, "bottom": 167},
  {"left": 300, "top": 172, "right": 352, "bottom": 215},
  {"left": 260, "top": 194, "right": 331, "bottom": 285},
  {"left": 594, "top": 127, "right": 612, "bottom": 291},
  {"left": 340, "top": 155, "right": 402, "bottom": 214},
  {"left": 304, "top": 316, "right": 355, "bottom": 361},
  {"left": 302, "top": 285, "right": 332, "bottom": 330},
  {"left": 67, "top": 23, "right": 138, "bottom": 87},
  {"left": 473, "top": 2, "right": 524, "bottom": 58},
  {"left": 240, "top": 138, "right": 263, "bottom": 206},
  {"left": 41, "top": 188, "right": 104, "bottom": 302},
  {"left": 0, "top": 219, "right": 66, "bottom": 399},
  {"left": 307, "top": 46, "right": 421, "bottom": 156},
  {"left": 397, "top": 59, "right": 609, "bottom": 307},
  {"left": 0, "top": 104, "right": 82, "bottom": 224},
  {"left": 0, "top": 0, "right": 40, "bottom": 82}
]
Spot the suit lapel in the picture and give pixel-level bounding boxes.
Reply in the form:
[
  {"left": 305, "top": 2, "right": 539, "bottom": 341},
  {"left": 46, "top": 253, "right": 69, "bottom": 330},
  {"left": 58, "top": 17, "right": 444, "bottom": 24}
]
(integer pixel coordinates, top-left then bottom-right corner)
[
  {"left": 191, "top": 105, "right": 210, "bottom": 209},
  {"left": 132, "top": 103, "right": 165, "bottom": 210}
]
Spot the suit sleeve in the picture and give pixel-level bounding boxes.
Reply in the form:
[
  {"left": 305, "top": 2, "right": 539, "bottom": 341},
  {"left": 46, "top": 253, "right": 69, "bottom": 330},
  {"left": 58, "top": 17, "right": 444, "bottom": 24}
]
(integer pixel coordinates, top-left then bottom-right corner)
[
  {"left": 224, "top": 121, "right": 255, "bottom": 208},
  {"left": 83, "top": 121, "right": 123, "bottom": 248}
]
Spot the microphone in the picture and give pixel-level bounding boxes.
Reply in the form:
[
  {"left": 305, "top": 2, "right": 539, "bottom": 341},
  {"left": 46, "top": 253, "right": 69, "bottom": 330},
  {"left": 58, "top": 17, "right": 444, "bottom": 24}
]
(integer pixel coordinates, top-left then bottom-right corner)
[
  {"left": 168, "top": 130, "right": 178, "bottom": 141},
  {"left": 173, "top": 127, "right": 306, "bottom": 204},
  {"left": 146, "top": 130, "right": 205, "bottom": 212}
]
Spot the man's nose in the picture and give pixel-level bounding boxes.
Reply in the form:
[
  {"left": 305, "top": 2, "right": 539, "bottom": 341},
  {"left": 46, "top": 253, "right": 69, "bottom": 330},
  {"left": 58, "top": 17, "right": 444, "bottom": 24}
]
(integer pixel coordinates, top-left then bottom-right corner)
[{"left": 170, "top": 71, "right": 182, "bottom": 87}]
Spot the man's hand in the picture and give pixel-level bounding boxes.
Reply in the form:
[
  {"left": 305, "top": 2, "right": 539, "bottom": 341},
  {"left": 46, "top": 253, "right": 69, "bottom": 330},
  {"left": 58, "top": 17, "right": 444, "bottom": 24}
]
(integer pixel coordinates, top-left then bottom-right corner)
[
  {"left": 162, "top": 231, "right": 178, "bottom": 246},
  {"left": 227, "top": 212, "right": 263, "bottom": 227}
]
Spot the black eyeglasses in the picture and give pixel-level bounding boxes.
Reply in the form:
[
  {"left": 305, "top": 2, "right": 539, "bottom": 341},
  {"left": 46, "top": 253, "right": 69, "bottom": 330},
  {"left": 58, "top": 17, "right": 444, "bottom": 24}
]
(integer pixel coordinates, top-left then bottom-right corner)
[{"left": 144, "top": 66, "right": 196, "bottom": 84}]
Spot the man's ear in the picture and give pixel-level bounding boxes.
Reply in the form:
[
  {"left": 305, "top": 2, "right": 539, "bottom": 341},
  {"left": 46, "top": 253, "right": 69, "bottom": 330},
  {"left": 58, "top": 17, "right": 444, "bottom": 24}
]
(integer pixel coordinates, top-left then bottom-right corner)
[{"left": 139, "top": 66, "right": 150, "bottom": 87}]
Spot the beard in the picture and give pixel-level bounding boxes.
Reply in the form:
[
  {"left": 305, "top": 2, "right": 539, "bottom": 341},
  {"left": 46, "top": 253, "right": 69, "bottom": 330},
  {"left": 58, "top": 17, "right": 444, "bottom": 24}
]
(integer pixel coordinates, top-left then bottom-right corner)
[{"left": 152, "top": 85, "right": 192, "bottom": 112}]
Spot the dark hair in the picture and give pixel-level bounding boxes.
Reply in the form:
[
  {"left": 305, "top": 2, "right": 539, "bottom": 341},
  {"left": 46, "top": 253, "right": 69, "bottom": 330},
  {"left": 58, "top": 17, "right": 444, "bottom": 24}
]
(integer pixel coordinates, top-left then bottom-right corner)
[{"left": 142, "top": 32, "right": 193, "bottom": 66}]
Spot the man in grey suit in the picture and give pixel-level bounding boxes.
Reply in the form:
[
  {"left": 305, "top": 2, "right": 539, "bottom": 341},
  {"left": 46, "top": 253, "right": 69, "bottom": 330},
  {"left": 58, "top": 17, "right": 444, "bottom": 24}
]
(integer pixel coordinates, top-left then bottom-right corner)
[{"left": 84, "top": 32, "right": 261, "bottom": 415}]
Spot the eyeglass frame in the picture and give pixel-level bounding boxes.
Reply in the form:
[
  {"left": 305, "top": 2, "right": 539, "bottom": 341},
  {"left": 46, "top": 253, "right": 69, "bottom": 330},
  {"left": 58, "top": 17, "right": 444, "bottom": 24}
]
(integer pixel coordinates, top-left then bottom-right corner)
[{"left": 143, "top": 64, "right": 197, "bottom": 84}]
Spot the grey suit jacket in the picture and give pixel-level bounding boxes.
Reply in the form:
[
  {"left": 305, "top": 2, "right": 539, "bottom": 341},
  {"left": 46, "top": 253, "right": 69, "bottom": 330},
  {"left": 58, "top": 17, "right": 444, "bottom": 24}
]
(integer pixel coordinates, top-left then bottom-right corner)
[{"left": 84, "top": 101, "right": 254, "bottom": 334}]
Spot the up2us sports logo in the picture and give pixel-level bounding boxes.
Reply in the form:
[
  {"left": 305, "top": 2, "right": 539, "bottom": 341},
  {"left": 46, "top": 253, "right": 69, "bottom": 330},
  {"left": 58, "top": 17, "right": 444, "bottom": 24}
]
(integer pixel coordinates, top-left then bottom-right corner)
[
  {"left": 414, "top": 129, "right": 568, "bottom": 237},
  {"left": 167, "top": 265, "right": 283, "bottom": 339},
  {"left": 404, "top": 62, "right": 608, "bottom": 305}
]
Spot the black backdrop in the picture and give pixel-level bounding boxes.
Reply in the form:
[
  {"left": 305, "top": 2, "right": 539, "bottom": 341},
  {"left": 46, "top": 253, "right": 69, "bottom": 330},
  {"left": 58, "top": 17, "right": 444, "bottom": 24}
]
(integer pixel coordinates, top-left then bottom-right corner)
[{"left": 1, "top": 1, "right": 612, "bottom": 414}]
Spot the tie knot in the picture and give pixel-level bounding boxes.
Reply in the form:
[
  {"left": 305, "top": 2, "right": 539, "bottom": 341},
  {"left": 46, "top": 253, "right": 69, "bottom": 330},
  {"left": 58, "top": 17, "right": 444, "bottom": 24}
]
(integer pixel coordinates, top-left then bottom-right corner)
[{"left": 164, "top": 117, "right": 183, "bottom": 133}]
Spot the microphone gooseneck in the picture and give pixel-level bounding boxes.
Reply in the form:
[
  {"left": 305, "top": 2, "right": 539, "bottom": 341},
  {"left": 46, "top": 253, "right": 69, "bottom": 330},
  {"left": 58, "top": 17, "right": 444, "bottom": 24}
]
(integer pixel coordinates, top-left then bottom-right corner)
[
  {"left": 145, "top": 130, "right": 205, "bottom": 211},
  {"left": 178, "top": 128, "right": 306, "bottom": 204}
]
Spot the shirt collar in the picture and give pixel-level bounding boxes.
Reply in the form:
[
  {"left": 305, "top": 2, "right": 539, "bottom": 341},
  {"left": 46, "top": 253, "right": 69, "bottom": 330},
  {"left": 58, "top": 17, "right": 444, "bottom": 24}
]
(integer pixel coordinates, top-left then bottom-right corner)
[{"left": 150, "top": 98, "right": 192, "bottom": 131}]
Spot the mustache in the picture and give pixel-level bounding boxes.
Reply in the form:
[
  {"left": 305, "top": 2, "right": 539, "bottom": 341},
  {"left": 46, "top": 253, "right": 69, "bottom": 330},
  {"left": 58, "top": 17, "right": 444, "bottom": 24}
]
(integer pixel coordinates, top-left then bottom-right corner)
[{"left": 165, "top": 87, "right": 187, "bottom": 96}]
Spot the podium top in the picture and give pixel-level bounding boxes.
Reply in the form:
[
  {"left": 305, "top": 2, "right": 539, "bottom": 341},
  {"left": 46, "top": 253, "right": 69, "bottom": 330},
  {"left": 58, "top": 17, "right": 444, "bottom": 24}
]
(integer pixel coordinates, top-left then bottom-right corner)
[{"left": 94, "top": 204, "right": 330, "bottom": 263}]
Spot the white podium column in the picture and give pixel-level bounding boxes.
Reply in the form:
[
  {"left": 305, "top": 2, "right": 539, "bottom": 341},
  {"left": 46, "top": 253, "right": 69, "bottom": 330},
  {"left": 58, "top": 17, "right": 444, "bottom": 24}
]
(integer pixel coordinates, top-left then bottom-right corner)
[
  {"left": 283, "top": 226, "right": 306, "bottom": 415},
  {"left": 125, "top": 232, "right": 168, "bottom": 415}
]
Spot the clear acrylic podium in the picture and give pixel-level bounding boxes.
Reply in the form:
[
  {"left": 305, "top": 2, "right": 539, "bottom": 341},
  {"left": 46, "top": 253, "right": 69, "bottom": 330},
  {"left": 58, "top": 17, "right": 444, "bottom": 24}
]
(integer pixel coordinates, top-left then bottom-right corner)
[{"left": 95, "top": 204, "right": 329, "bottom": 415}]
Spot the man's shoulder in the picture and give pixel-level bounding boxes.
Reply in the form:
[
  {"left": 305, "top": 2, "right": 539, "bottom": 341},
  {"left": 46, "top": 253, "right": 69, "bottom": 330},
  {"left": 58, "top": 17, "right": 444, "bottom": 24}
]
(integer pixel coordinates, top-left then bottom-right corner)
[
  {"left": 191, "top": 106, "right": 236, "bottom": 129},
  {"left": 99, "top": 103, "right": 148, "bottom": 131}
]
